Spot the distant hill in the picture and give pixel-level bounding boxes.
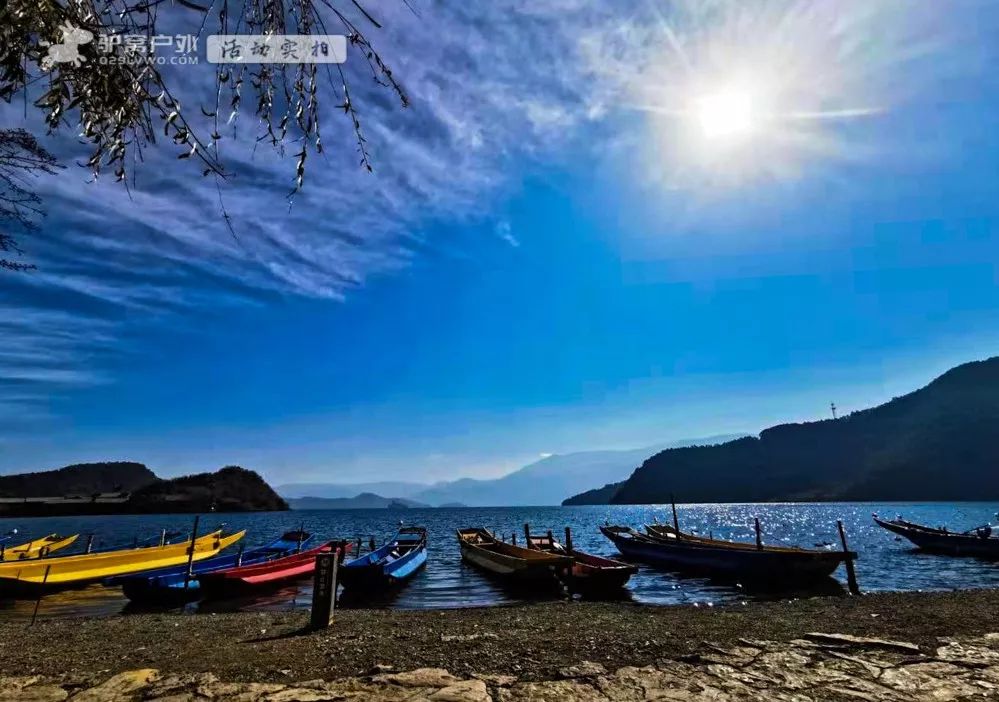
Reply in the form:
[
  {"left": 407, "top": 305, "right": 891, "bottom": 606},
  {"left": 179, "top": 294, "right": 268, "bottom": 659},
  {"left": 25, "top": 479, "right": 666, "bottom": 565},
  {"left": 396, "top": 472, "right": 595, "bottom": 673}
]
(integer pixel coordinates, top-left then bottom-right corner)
[
  {"left": 0, "top": 461, "right": 156, "bottom": 498},
  {"left": 0, "top": 464, "right": 287, "bottom": 515},
  {"left": 276, "top": 481, "right": 428, "bottom": 500},
  {"left": 128, "top": 466, "right": 288, "bottom": 513},
  {"left": 277, "top": 437, "right": 741, "bottom": 507},
  {"left": 562, "top": 481, "right": 624, "bottom": 506},
  {"left": 411, "top": 436, "right": 743, "bottom": 506},
  {"left": 288, "top": 493, "right": 429, "bottom": 510},
  {"left": 575, "top": 357, "right": 999, "bottom": 505}
]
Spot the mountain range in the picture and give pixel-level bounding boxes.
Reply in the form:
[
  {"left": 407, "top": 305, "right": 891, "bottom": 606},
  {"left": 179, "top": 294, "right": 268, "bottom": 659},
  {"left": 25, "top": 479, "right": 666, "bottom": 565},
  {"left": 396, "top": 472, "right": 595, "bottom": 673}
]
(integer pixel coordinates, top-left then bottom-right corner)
[
  {"left": 277, "top": 435, "right": 743, "bottom": 507},
  {"left": 565, "top": 356, "right": 999, "bottom": 504}
]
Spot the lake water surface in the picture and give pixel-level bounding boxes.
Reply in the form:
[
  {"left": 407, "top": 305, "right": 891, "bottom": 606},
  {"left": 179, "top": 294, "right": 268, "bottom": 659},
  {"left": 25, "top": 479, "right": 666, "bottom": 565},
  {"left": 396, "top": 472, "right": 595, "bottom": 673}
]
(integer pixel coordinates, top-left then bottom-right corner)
[{"left": 3, "top": 502, "right": 998, "bottom": 621}]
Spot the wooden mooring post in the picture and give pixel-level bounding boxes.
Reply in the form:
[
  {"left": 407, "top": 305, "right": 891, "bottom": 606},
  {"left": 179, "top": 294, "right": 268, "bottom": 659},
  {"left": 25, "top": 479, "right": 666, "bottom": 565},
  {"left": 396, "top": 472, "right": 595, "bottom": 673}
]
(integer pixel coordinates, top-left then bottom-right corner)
[
  {"left": 564, "top": 526, "right": 573, "bottom": 551},
  {"left": 524, "top": 523, "right": 531, "bottom": 546},
  {"left": 30, "top": 564, "right": 52, "bottom": 626},
  {"left": 310, "top": 545, "right": 341, "bottom": 630},
  {"left": 837, "top": 520, "right": 861, "bottom": 596},
  {"left": 670, "top": 494, "right": 681, "bottom": 538},
  {"left": 754, "top": 518, "right": 763, "bottom": 550},
  {"left": 183, "top": 515, "right": 201, "bottom": 589}
]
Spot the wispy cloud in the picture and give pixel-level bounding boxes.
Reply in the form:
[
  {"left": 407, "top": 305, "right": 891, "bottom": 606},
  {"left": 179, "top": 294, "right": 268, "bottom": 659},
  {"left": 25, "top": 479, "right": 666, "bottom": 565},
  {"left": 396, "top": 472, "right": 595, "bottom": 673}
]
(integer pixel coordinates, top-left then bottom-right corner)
[
  {"left": 1, "top": 1, "right": 981, "bottom": 425},
  {"left": 495, "top": 221, "right": 520, "bottom": 248}
]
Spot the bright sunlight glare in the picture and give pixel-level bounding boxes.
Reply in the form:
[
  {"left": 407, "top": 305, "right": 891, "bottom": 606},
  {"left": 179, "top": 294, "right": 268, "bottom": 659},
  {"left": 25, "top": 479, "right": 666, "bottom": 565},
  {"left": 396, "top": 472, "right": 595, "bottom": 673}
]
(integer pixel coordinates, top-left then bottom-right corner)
[{"left": 695, "top": 88, "right": 756, "bottom": 140}]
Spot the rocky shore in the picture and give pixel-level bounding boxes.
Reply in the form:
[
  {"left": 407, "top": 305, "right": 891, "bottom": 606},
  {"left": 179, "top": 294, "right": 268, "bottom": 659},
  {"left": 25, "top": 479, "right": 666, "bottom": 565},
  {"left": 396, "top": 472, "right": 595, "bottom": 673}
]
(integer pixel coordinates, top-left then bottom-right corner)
[{"left": 5, "top": 589, "right": 999, "bottom": 700}]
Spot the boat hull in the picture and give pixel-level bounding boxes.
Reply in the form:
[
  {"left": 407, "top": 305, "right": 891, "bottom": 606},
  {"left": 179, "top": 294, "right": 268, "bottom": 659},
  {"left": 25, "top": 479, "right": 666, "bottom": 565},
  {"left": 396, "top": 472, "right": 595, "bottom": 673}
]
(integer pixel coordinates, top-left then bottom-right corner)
[
  {"left": 457, "top": 529, "right": 572, "bottom": 582},
  {"left": 601, "top": 526, "right": 849, "bottom": 582},
  {"left": 114, "top": 532, "right": 314, "bottom": 604},
  {"left": 874, "top": 516, "right": 999, "bottom": 558},
  {"left": 0, "top": 531, "right": 244, "bottom": 594},
  {"left": 198, "top": 541, "right": 349, "bottom": 598},
  {"left": 340, "top": 527, "right": 428, "bottom": 589}
]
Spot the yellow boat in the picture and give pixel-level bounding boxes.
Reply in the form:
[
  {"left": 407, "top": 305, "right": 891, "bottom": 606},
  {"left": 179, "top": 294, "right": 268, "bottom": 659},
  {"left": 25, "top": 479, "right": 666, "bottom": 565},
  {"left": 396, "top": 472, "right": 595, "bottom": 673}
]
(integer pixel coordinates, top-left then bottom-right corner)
[
  {"left": 1, "top": 534, "right": 80, "bottom": 561},
  {"left": 0, "top": 530, "right": 245, "bottom": 590}
]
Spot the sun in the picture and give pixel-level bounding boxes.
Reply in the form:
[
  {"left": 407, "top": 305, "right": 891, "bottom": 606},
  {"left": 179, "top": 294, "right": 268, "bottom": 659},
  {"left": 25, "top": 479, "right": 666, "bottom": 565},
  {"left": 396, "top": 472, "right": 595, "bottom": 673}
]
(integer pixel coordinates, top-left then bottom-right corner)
[{"left": 694, "top": 87, "right": 757, "bottom": 141}]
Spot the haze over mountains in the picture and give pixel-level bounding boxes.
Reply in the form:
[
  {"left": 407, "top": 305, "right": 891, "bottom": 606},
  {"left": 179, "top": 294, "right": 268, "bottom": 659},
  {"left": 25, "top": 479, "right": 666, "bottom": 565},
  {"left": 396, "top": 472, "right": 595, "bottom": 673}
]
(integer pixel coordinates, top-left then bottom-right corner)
[{"left": 277, "top": 436, "right": 743, "bottom": 507}]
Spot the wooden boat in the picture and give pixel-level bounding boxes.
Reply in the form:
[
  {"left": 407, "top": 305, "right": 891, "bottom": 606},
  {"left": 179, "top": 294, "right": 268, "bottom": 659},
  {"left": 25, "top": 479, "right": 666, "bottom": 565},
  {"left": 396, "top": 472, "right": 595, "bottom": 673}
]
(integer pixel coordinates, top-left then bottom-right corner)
[
  {"left": 873, "top": 514, "right": 999, "bottom": 558},
  {"left": 0, "top": 530, "right": 244, "bottom": 593},
  {"left": 340, "top": 526, "right": 427, "bottom": 588},
  {"left": 198, "top": 540, "right": 351, "bottom": 597},
  {"left": 0, "top": 534, "right": 79, "bottom": 561},
  {"left": 524, "top": 525, "right": 636, "bottom": 593},
  {"left": 457, "top": 528, "right": 572, "bottom": 582},
  {"left": 601, "top": 525, "right": 854, "bottom": 582},
  {"left": 109, "top": 530, "right": 313, "bottom": 604}
]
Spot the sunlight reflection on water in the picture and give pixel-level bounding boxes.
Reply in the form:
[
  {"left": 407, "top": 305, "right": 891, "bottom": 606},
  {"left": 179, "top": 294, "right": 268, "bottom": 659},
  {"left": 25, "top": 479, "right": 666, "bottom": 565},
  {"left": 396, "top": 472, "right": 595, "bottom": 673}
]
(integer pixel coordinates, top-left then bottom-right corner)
[{"left": 3, "top": 502, "right": 999, "bottom": 620}]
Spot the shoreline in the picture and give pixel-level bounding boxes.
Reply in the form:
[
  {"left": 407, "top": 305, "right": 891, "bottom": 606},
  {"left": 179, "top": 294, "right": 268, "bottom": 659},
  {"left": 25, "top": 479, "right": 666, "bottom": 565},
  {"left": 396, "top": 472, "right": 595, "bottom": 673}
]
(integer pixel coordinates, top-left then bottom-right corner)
[{"left": 4, "top": 589, "right": 999, "bottom": 684}]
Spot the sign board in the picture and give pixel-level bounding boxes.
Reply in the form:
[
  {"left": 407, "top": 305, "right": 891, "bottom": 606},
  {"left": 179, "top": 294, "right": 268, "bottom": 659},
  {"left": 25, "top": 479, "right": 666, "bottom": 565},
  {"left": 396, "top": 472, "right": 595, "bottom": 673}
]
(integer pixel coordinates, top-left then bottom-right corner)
[{"left": 310, "top": 550, "right": 338, "bottom": 629}]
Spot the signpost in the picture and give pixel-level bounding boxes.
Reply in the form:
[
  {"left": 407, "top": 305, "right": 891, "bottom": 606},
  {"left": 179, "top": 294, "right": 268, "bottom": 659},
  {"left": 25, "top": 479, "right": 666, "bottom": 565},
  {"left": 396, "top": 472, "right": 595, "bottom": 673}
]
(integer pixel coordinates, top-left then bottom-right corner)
[{"left": 310, "top": 547, "right": 340, "bottom": 630}]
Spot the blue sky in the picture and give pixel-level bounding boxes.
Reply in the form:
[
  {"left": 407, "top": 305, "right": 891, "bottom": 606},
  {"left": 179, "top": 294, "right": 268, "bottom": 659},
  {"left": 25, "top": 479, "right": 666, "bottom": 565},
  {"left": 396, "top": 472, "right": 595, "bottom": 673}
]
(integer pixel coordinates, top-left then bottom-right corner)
[{"left": 3, "top": 1, "right": 999, "bottom": 484}]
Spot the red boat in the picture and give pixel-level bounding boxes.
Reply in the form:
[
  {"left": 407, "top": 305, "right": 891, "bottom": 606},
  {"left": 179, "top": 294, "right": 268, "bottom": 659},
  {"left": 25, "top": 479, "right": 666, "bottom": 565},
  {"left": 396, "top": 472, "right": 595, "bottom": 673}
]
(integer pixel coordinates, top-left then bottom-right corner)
[{"left": 199, "top": 540, "right": 350, "bottom": 597}]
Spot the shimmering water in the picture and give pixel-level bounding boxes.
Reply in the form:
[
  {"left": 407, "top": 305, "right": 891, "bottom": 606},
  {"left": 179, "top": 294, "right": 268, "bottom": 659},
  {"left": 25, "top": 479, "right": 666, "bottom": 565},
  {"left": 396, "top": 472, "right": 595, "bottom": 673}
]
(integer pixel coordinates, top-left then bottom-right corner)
[{"left": 3, "top": 502, "right": 999, "bottom": 620}]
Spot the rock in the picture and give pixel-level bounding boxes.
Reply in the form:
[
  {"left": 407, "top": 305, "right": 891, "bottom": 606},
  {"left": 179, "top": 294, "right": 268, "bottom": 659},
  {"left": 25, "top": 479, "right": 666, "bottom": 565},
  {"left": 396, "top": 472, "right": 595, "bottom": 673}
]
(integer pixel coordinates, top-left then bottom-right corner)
[
  {"left": 2, "top": 684, "right": 69, "bottom": 701},
  {"left": 472, "top": 674, "right": 517, "bottom": 687},
  {"left": 557, "top": 662, "right": 607, "bottom": 679},
  {"left": 936, "top": 640, "right": 999, "bottom": 666},
  {"left": 71, "top": 669, "right": 159, "bottom": 702},
  {"left": 266, "top": 688, "right": 339, "bottom": 702},
  {"left": 429, "top": 679, "right": 490, "bottom": 702},
  {"left": 499, "top": 680, "right": 605, "bottom": 702},
  {"left": 201, "top": 681, "right": 287, "bottom": 699},
  {"left": 373, "top": 668, "right": 461, "bottom": 688},
  {"left": 803, "top": 632, "right": 922, "bottom": 654}
]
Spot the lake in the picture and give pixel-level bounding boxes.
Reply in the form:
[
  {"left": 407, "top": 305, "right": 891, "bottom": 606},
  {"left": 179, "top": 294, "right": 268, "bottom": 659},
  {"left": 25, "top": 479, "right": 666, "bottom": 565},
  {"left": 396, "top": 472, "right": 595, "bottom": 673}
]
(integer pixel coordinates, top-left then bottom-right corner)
[{"left": 2, "top": 502, "right": 998, "bottom": 621}]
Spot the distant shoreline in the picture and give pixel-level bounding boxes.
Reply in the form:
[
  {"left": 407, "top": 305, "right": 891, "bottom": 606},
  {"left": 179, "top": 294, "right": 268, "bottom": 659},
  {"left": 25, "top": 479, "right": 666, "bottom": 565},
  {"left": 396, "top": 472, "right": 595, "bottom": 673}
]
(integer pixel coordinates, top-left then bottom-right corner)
[{"left": 2, "top": 498, "right": 998, "bottom": 520}]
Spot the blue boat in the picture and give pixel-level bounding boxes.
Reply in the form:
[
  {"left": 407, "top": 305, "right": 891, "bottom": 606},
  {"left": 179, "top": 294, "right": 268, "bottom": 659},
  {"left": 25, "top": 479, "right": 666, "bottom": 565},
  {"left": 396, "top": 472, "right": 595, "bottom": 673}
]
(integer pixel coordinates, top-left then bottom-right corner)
[
  {"left": 108, "top": 530, "right": 312, "bottom": 604},
  {"left": 340, "top": 526, "right": 427, "bottom": 588}
]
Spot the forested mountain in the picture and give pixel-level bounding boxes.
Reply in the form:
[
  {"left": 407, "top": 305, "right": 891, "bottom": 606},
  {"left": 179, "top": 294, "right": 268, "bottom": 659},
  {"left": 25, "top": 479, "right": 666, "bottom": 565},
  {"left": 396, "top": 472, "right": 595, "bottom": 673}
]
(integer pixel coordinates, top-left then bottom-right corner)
[
  {"left": 127, "top": 466, "right": 288, "bottom": 512},
  {"left": 572, "top": 357, "right": 999, "bottom": 505},
  {"left": 0, "top": 461, "right": 156, "bottom": 498}
]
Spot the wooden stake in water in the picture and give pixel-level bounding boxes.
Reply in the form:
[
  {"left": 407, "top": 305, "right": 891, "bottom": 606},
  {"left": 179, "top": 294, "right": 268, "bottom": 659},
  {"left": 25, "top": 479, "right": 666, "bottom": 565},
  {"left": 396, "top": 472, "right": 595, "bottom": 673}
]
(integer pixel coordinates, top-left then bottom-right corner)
[
  {"left": 564, "top": 526, "right": 573, "bottom": 552},
  {"left": 524, "top": 523, "right": 531, "bottom": 546},
  {"left": 511, "top": 532, "right": 517, "bottom": 546},
  {"left": 297, "top": 523, "right": 305, "bottom": 553},
  {"left": 183, "top": 515, "right": 201, "bottom": 589},
  {"left": 30, "top": 564, "right": 52, "bottom": 626},
  {"left": 837, "top": 520, "right": 861, "bottom": 596},
  {"left": 671, "top": 494, "right": 681, "bottom": 539},
  {"left": 754, "top": 518, "right": 763, "bottom": 550}
]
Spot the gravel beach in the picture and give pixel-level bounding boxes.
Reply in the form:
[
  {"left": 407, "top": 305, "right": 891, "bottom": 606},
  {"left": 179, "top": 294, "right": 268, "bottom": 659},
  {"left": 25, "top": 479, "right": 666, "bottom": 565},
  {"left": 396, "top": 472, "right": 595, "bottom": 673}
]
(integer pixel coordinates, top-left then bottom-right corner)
[{"left": 4, "top": 589, "right": 999, "bottom": 686}]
